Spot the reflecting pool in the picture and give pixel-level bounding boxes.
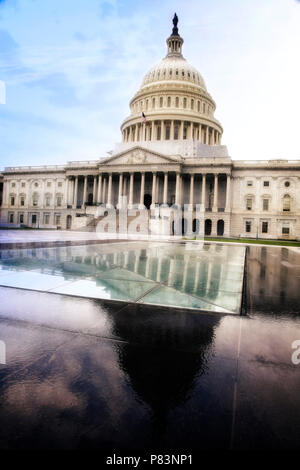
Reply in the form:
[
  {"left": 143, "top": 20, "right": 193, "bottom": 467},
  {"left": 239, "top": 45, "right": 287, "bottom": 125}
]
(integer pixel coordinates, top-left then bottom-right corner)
[
  {"left": 0, "top": 242, "right": 245, "bottom": 314},
  {"left": 0, "top": 242, "right": 299, "bottom": 452}
]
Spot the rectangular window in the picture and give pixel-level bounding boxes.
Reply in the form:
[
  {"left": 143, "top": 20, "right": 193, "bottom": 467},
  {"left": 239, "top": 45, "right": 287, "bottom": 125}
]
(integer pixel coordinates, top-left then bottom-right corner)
[
  {"left": 55, "top": 214, "right": 61, "bottom": 225},
  {"left": 156, "top": 126, "right": 161, "bottom": 140},
  {"left": 246, "top": 198, "right": 252, "bottom": 210},
  {"left": 58, "top": 182, "right": 62, "bottom": 187},
  {"left": 46, "top": 197, "right": 51, "bottom": 207},
  {"left": 165, "top": 125, "right": 170, "bottom": 140},
  {"left": 10, "top": 196, "right": 15, "bottom": 206},
  {"left": 20, "top": 196, "right": 25, "bottom": 206},
  {"left": 282, "top": 227, "right": 290, "bottom": 235},
  {"left": 19, "top": 213, "right": 24, "bottom": 224},
  {"left": 9, "top": 213, "right": 14, "bottom": 223},
  {"left": 33, "top": 198, "right": 38, "bottom": 206},
  {"left": 263, "top": 199, "right": 269, "bottom": 211},
  {"left": 174, "top": 125, "right": 179, "bottom": 140},
  {"left": 21, "top": 182, "right": 26, "bottom": 188},
  {"left": 247, "top": 181, "right": 253, "bottom": 186},
  {"left": 56, "top": 197, "right": 62, "bottom": 207},
  {"left": 245, "top": 221, "right": 251, "bottom": 233},
  {"left": 263, "top": 181, "right": 269, "bottom": 187},
  {"left": 47, "top": 182, "right": 51, "bottom": 187},
  {"left": 44, "top": 214, "right": 50, "bottom": 225},
  {"left": 262, "top": 221, "right": 268, "bottom": 233}
]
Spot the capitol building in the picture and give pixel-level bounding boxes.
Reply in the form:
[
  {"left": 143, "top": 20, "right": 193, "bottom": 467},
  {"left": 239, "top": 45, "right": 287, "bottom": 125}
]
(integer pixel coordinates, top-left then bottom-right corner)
[{"left": 0, "top": 15, "right": 299, "bottom": 240}]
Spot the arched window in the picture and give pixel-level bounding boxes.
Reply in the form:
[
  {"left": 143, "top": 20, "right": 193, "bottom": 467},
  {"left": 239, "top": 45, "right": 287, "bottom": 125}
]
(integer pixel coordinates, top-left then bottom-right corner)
[
  {"left": 283, "top": 194, "right": 291, "bottom": 211},
  {"left": 191, "top": 99, "right": 194, "bottom": 110},
  {"left": 159, "top": 97, "right": 163, "bottom": 107},
  {"left": 175, "top": 97, "right": 179, "bottom": 107},
  {"left": 203, "top": 103, "right": 206, "bottom": 114},
  {"left": 152, "top": 98, "right": 155, "bottom": 109},
  {"left": 145, "top": 99, "right": 148, "bottom": 110},
  {"left": 183, "top": 97, "right": 187, "bottom": 109},
  {"left": 197, "top": 101, "right": 200, "bottom": 112},
  {"left": 167, "top": 96, "right": 171, "bottom": 107}
]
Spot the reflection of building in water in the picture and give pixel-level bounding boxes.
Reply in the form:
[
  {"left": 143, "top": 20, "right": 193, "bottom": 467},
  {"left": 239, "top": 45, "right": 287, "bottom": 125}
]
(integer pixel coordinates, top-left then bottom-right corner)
[
  {"left": 247, "top": 246, "right": 300, "bottom": 311},
  {"left": 112, "top": 307, "right": 221, "bottom": 447},
  {"left": 0, "top": 15, "right": 299, "bottom": 240},
  {"left": 0, "top": 243, "right": 243, "bottom": 309}
]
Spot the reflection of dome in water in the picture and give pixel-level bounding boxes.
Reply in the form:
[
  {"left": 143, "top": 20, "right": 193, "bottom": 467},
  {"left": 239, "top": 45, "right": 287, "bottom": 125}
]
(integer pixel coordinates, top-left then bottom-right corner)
[{"left": 113, "top": 308, "right": 220, "bottom": 447}]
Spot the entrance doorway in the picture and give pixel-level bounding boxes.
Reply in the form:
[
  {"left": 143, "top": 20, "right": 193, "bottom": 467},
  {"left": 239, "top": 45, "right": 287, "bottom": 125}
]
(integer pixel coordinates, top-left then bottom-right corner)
[
  {"left": 31, "top": 214, "right": 37, "bottom": 228},
  {"left": 217, "top": 219, "right": 224, "bottom": 236},
  {"left": 67, "top": 215, "right": 72, "bottom": 230},
  {"left": 205, "top": 219, "right": 212, "bottom": 236},
  {"left": 144, "top": 194, "right": 152, "bottom": 209}
]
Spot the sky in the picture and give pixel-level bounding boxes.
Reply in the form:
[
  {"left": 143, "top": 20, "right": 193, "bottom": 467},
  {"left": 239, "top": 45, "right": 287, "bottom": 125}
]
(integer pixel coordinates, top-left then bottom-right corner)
[{"left": 0, "top": 0, "right": 299, "bottom": 168}]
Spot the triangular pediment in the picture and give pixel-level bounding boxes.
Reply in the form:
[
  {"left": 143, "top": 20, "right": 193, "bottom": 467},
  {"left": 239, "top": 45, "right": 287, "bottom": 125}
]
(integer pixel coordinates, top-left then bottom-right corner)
[{"left": 100, "top": 146, "right": 182, "bottom": 166}]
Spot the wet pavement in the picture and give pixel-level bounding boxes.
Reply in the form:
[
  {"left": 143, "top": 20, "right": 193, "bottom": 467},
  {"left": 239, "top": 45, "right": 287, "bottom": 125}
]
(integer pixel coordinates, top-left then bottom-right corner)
[{"left": 0, "top": 242, "right": 299, "bottom": 452}]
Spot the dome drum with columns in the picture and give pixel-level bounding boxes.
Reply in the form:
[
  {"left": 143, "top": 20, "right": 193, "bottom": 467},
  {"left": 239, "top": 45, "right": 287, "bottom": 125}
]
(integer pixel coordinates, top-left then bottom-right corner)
[{"left": 120, "top": 17, "right": 223, "bottom": 147}]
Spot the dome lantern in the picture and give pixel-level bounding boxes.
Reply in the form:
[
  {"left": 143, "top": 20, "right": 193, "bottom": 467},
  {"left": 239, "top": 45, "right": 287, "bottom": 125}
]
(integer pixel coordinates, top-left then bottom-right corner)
[{"left": 166, "top": 13, "right": 184, "bottom": 58}]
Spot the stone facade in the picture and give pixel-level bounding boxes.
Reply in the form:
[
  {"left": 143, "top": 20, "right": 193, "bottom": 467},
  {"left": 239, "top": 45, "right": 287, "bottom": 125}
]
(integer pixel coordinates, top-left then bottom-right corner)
[{"left": 0, "top": 18, "right": 299, "bottom": 240}]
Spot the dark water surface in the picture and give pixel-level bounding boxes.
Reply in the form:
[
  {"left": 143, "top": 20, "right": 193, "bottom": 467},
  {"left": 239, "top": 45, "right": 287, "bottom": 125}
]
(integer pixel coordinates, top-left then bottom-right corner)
[{"left": 0, "top": 243, "right": 299, "bottom": 451}]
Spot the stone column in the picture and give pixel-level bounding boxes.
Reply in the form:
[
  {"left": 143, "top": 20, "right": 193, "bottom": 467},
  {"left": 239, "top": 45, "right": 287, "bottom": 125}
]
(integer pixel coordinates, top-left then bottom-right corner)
[
  {"left": 170, "top": 120, "right": 174, "bottom": 140},
  {"left": 161, "top": 121, "right": 165, "bottom": 140},
  {"left": 102, "top": 177, "right": 107, "bottom": 204},
  {"left": 189, "top": 174, "right": 194, "bottom": 208},
  {"left": 190, "top": 122, "right": 194, "bottom": 140},
  {"left": 65, "top": 178, "right": 69, "bottom": 206},
  {"left": 175, "top": 172, "right": 181, "bottom": 205},
  {"left": 206, "top": 126, "right": 209, "bottom": 144},
  {"left": 152, "top": 172, "right": 157, "bottom": 204},
  {"left": 140, "top": 172, "right": 145, "bottom": 206},
  {"left": 82, "top": 175, "right": 87, "bottom": 209},
  {"left": 201, "top": 174, "right": 206, "bottom": 209},
  {"left": 180, "top": 121, "right": 184, "bottom": 139},
  {"left": 151, "top": 121, "right": 155, "bottom": 141},
  {"left": 199, "top": 124, "right": 202, "bottom": 143},
  {"left": 213, "top": 174, "right": 218, "bottom": 212},
  {"left": 93, "top": 176, "right": 97, "bottom": 203},
  {"left": 97, "top": 174, "right": 102, "bottom": 203},
  {"left": 163, "top": 172, "right": 168, "bottom": 204},
  {"left": 73, "top": 176, "right": 78, "bottom": 208},
  {"left": 129, "top": 172, "right": 134, "bottom": 206},
  {"left": 225, "top": 174, "right": 231, "bottom": 212},
  {"left": 107, "top": 173, "right": 112, "bottom": 206},
  {"left": 2, "top": 180, "right": 7, "bottom": 207},
  {"left": 118, "top": 173, "right": 123, "bottom": 206}
]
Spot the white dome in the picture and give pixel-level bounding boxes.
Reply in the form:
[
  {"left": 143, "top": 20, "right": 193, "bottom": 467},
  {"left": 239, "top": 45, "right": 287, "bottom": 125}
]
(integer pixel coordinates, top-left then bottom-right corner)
[{"left": 141, "top": 56, "right": 207, "bottom": 90}]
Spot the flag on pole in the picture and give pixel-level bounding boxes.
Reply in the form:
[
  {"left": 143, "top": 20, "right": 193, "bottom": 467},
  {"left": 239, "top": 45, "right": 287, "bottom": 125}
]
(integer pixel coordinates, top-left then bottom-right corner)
[{"left": 142, "top": 112, "right": 146, "bottom": 123}]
